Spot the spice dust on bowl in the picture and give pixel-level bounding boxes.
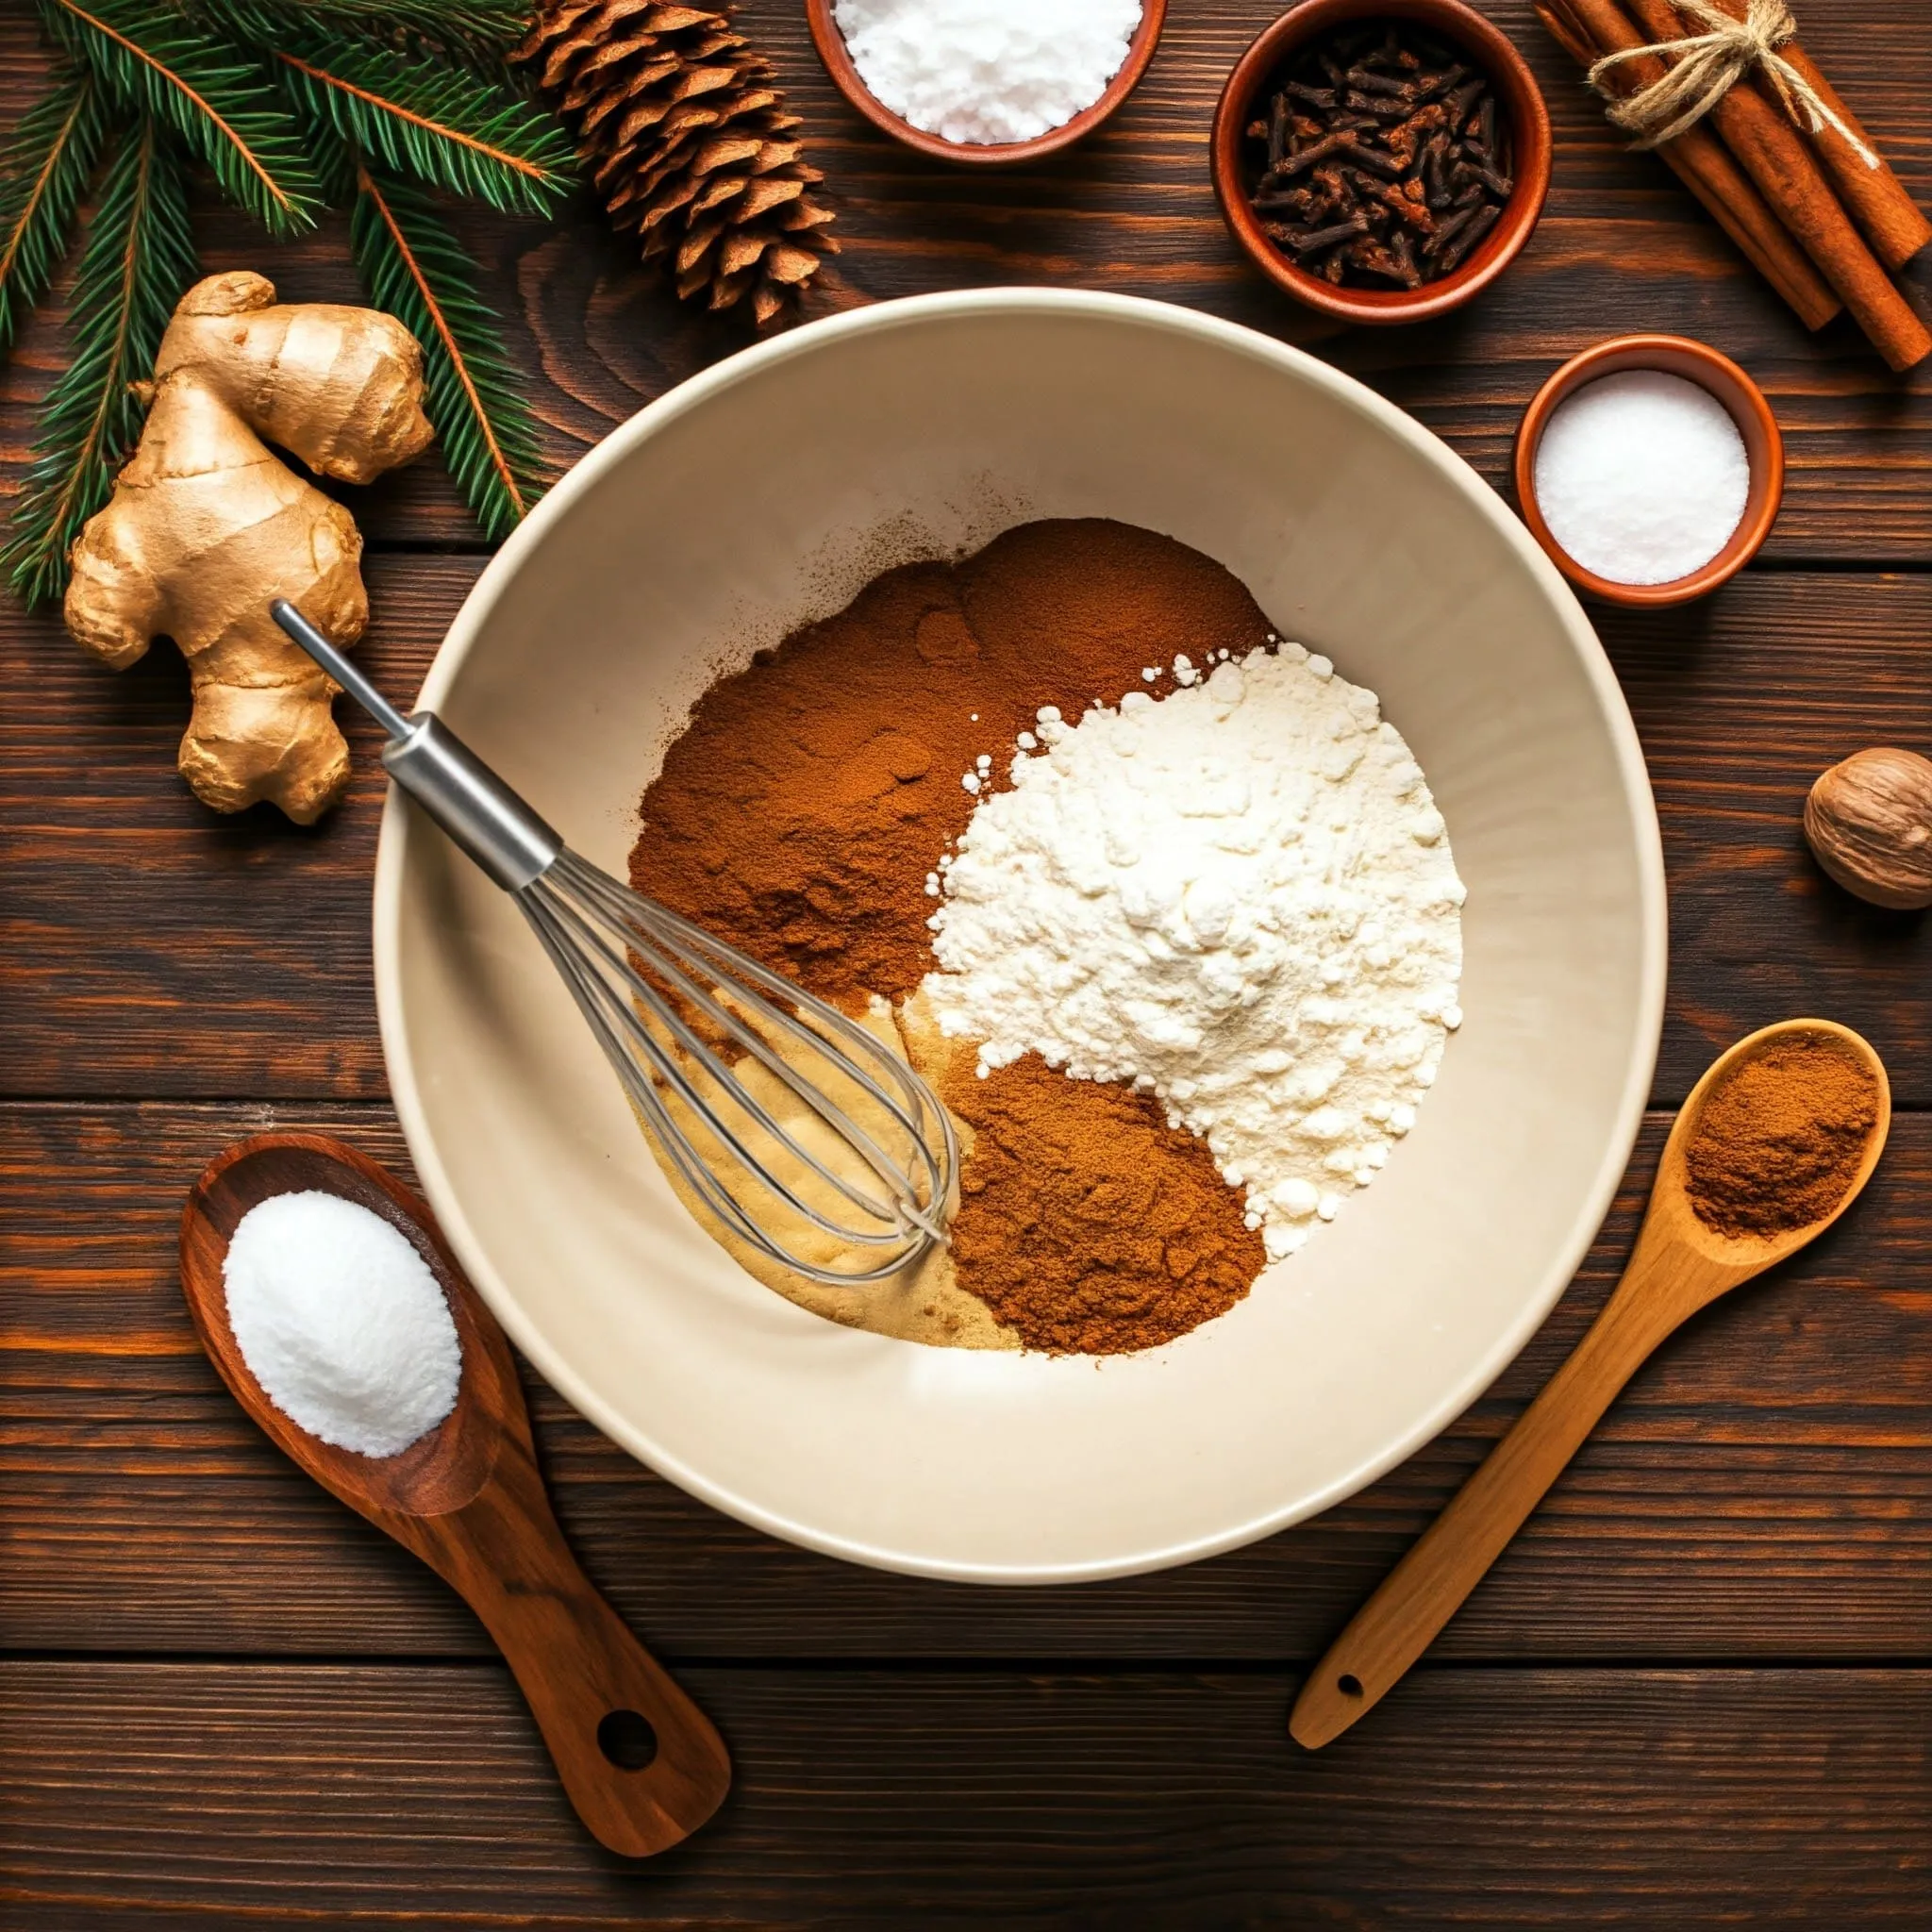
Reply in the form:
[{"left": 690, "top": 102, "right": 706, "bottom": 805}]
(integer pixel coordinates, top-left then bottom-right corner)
[
  {"left": 631, "top": 520, "right": 1466, "bottom": 1357},
  {"left": 1515, "top": 333, "right": 1784, "bottom": 607},
  {"left": 1213, "top": 0, "right": 1553, "bottom": 324},
  {"left": 807, "top": 0, "right": 1166, "bottom": 161}
]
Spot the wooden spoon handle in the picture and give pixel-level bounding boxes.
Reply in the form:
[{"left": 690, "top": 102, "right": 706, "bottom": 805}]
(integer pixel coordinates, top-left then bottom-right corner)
[
  {"left": 415, "top": 1452, "right": 731, "bottom": 1857},
  {"left": 1290, "top": 1266, "right": 1690, "bottom": 1749}
]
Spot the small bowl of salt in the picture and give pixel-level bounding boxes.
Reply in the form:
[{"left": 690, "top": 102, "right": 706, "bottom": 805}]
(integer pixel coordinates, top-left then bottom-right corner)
[
  {"left": 1513, "top": 333, "right": 1784, "bottom": 608},
  {"left": 806, "top": 0, "right": 1167, "bottom": 162}
]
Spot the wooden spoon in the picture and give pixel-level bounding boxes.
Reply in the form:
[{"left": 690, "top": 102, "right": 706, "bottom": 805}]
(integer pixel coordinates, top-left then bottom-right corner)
[
  {"left": 179, "top": 1131, "right": 731, "bottom": 1856},
  {"left": 1291, "top": 1019, "right": 1890, "bottom": 1751}
]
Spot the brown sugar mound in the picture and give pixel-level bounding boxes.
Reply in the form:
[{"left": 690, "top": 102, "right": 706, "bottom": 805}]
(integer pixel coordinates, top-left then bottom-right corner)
[
  {"left": 629, "top": 519, "right": 1278, "bottom": 1353},
  {"left": 1684, "top": 1032, "right": 1880, "bottom": 1240}
]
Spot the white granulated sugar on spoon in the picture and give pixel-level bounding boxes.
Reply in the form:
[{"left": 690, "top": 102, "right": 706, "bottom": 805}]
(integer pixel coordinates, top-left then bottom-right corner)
[
  {"left": 224, "top": 1190, "right": 462, "bottom": 1457},
  {"left": 831, "top": 0, "right": 1143, "bottom": 146},
  {"left": 923, "top": 644, "right": 1465, "bottom": 1262}
]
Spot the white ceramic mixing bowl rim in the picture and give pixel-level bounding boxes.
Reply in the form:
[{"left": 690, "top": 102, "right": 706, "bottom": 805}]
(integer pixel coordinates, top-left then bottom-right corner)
[{"left": 374, "top": 287, "right": 1667, "bottom": 1584}]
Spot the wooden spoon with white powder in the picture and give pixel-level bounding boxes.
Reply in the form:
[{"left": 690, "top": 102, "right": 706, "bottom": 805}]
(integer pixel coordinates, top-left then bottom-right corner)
[{"left": 179, "top": 1130, "right": 731, "bottom": 1857}]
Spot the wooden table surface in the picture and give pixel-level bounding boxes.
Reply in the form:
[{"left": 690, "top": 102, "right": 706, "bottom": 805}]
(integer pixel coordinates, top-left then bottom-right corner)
[{"left": 5, "top": 0, "right": 1931, "bottom": 1923}]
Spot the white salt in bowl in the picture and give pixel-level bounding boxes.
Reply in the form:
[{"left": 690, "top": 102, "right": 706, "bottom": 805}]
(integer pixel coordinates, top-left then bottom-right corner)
[
  {"left": 375, "top": 290, "right": 1664, "bottom": 1583},
  {"left": 1513, "top": 332, "right": 1784, "bottom": 608}
]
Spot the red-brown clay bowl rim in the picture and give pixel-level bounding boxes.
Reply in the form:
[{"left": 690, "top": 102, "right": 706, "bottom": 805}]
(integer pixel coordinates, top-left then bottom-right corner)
[
  {"left": 1513, "top": 333, "right": 1785, "bottom": 608},
  {"left": 805, "top": 0, "right": 1167, "bottom": 164},
  {"left": 1212, "top": 0, "right": 1551, "bottom": 325}
]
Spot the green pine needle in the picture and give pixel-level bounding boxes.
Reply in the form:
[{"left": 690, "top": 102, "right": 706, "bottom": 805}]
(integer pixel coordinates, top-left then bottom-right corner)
[
  {"left": 275, "top": 31, "right": 574, "bottom": 218},
  {"left": 2, "top": 119, "right": 196, "bottom": 608},
  {"left": 37, "top": 0, "right": 323, "bottom": 237},
  {"left": 193, "top": 0, "right": 537, "bottom": 58},
  {"left": 0, "top": 65, "right": 109, "bottom": 358},
  {"left": 350, "top": 161, "right": 542, "bottom": 542}
]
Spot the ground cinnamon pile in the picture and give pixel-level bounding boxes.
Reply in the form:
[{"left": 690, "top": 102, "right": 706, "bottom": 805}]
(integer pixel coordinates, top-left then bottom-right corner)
[
  {"left": 948, "top": 1056, "right": 1267, "bottom": 1353},
  {"left": 630, "top": 520, "right": 1275, "bottom": 1352},
  {"left": 1684, "top": 1030, "right": 1880, "bottom": 1240}
]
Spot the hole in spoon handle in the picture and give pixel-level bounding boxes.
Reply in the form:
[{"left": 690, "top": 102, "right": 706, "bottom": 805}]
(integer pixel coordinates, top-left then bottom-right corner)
[{"left": 597, "top": 1707, "right": 659, "bottom": 1772}]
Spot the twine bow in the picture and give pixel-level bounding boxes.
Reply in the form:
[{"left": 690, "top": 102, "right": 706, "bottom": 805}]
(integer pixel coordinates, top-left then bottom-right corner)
[{"left": 1586, "top": 0, "right": 1878, "bottom": 164}]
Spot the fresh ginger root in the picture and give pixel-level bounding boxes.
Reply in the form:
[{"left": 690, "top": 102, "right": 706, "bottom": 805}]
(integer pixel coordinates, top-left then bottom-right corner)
[{"left": 64, "top": 271, "right": 435, "bottom": 823}]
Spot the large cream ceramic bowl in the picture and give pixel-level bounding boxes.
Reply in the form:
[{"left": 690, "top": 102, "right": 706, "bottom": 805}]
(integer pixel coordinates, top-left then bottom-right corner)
[{"left": 375, "top": 289, "right": 1664, "bottom": 1584}]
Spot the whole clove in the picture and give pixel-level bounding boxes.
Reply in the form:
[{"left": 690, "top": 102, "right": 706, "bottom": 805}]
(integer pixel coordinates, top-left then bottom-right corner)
[
  {"left": 1242, "top": 18, "right": 1514, "bottom": 291},
  {"left": 1290, "top": 218, "right": 1370, "bottom": 254},
  {"left": 1436, "top": 199, "right": 1501, "bottom": 273},
  {"left": 1346, "top": 142, "right": 1405, "bottom": 179}
]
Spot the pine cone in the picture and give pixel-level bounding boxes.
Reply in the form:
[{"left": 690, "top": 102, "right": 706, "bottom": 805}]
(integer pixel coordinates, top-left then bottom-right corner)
[{"left": 518, "top": 0, "right": 838, "bottom": 326}]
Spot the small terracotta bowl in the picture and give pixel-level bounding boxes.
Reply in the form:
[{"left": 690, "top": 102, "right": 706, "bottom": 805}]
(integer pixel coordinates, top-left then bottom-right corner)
[
  {"left": 1514, "top": 333, "right": 1784, "bottom": 608},
  {"left": 1212, "top": 0, "right": 1551, "bottom": 325},
  {"left": 805, "top": 0, "right": 1167, "bottom": 165}
]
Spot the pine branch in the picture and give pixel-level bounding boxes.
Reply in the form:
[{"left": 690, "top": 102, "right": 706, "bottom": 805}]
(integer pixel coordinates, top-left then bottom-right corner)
[
  {"left": 37, "top": 0, "right": 322, "bottom": 236},
  {"left": 349, "top": 161, "right": 541, "bottom": 541},
  {"left": 0, "top": 65, "right": 109, "bottom": 358},
  {"left": 2, "top": 119, "right": 197, "bottom": 608},
  {"left": 273, "top": 31, "right": 575, "bottom": 218},
  {"left": 194, "top": 0, "right": 537, "bottom": 59}
]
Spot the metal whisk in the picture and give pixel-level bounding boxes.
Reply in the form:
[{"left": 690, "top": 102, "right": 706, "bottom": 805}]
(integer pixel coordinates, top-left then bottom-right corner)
[{"left": 272, "top": 602, "right": 956, "bottom": 1287}]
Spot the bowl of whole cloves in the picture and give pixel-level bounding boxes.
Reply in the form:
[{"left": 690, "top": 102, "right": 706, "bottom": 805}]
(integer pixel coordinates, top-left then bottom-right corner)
[{"left": 1212, "top": 0, "right": 1552, "bottom": 325}]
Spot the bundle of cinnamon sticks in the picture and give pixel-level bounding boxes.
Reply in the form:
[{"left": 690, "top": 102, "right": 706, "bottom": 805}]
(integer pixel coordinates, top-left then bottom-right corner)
[{"left": 1538, "top": 0, "right": 1932, "bottom": 369}]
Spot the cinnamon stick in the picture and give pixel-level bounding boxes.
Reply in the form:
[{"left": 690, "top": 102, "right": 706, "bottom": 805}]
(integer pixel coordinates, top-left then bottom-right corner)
[
  {"left": 1621, "top": 0, "right": 1930, "bottom": 371},
  {"left": 1541, "top": 0, "right": 1839, "bottom": 328},
  {"left": 1705, "top": 0, "right": 1930, "bottom": 271}
]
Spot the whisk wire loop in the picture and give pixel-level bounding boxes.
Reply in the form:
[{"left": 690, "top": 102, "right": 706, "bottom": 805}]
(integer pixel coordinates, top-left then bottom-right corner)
[
  {"left": 531, "top": 872, "right": 919, "bottom": 1245},
  {"left": 519, "top": 894, "right": 801, "bottom": 1268},
  {"left": 561, "top": 858, "right": 943, "bottom": 1208},
  {"left": 525, "top": 851, "right": 957, "bottom": 1283}
]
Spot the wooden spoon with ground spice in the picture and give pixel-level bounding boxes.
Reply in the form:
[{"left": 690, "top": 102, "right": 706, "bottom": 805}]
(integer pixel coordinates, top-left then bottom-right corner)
[{"left": 1291, "top": 1019, "right": 1889, "bottom": 1750}]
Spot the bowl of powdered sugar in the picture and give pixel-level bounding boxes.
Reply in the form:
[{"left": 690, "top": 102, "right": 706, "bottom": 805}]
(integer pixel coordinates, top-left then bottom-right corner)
[
  {"left": 806, "top": 0, "right": 1166, "bottom": 161},
  {"left": 375, "top": 289, "right": 1665, "bottom": 1583}
]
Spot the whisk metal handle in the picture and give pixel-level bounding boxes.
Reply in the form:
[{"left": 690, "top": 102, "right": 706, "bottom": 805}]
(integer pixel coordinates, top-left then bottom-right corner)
[
  {"left": 382, "top": 718, "right": 562, "bottom": 891},
  {"left": 272, "top": 599, "right": 561, "bottom": 891}
]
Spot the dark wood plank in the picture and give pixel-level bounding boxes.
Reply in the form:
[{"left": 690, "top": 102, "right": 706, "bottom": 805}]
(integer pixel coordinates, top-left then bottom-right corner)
[
  {"left": 9, "top": 568, "right": 1932, "bottom": 1103},
  {"left": 3, "top": 1661, "right": 1928, "bottom": 1926},
  {"left": 6, "top": 1099, "right": 1929, "bottom": 1660},
  {"left": 1607, "top": 575, "right": 1932, "bottom": 1094},
  {"left": 0, "top": 558, "right": 467, "bottom": 1100},
  {"left": 0, "top": 3, "right": 1927, "bottom": 561}
]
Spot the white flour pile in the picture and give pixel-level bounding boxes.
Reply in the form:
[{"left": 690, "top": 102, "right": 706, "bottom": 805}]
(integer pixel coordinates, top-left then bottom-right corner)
[
  {"left": 225, "top": 1191, "right": 462, "bottom": 1457},
  {"left": 831, "top": 0, "right": 1142, "bottom": 146},
  {"left": 924, "top": 642, "right": 1464, "bottom": 1261}
]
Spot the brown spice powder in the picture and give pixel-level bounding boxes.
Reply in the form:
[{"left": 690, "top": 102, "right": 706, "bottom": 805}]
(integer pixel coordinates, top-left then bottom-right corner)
[
  {"left": 630, "top": 520, "right": 1275, "bottom": 1352},
  {"left": 1684, "top": 1032, "right": 1880, "bottom": 1240},
  {"left": 949, "top": 1055, "right": 1267, "bottom": 1354}
]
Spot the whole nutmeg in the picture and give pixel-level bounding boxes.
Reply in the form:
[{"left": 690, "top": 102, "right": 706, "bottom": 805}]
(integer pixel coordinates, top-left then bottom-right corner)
[{"left": 1804, "top": 747, "right": 1932, "bottom": 909}]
